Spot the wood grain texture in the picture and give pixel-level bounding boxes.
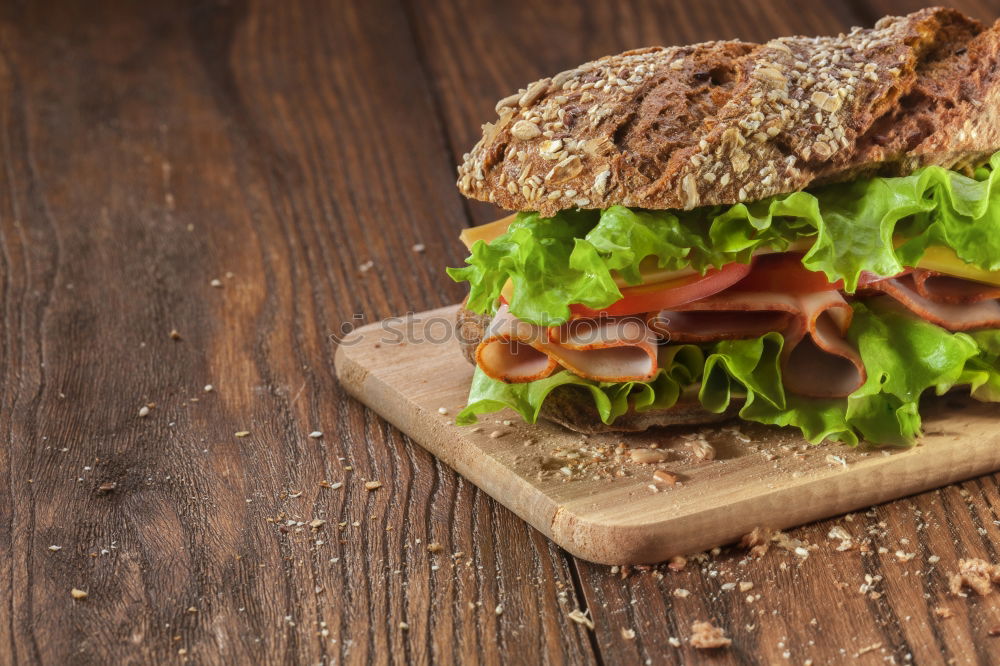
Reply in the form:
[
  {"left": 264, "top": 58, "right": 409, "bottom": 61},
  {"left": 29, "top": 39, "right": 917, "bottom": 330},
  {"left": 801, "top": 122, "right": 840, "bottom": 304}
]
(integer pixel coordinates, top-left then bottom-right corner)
[
  {"left": 0, "top": 0, "right": 594, "bottom": 664},
  {"left": 4, "top": 0, "right": 1000, "bottom": 664}
]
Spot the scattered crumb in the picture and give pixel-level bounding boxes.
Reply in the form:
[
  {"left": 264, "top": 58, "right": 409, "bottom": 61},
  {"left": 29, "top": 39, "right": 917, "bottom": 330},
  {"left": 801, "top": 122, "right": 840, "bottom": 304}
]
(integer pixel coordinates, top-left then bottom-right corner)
[
  {"left": 489, "top": 430, "right": 507, "bottom": 439},
  {"left": 825, "top": 454, "right": 847, "bottom": 468},
  {"left": 567, "top": 608, "right": 594, "bottom": 630},
  {"left": 210, "top": 279, "right": 223, "bottom": 288},
  {"left": 138, "top": 405, "right": 150, "bottom": 418},
  {"left": 437, "top": 407, "right": 449, "bottom": 415},
  {"left": 70, "top": 588, "right": 88, "bottom": 600},
  {"left": 621, "top": 627, "right": 635, "bottom": 640},
  {"left": 427, "top": 543, "right": 444, "bottom": 553},
  {"left": 358, "top": 260, "right": 375, "bottom": 273},
  {"left": 667, "top": 556, "right": 686, "bottom": 572},
  {"left": 412, "top": 243, "right": 426, "bottom": 253},
  {"left": 741, "top": 527, "right": 774, "bottom": 558},
  {"left": 629, "top": 448, "right": 669, "bottom": 464},
  {"left": 684, "top": 438, "right": 716, "bottom": 461},
  {"left": 48, "top": 545, "right": 62, "bottom": 552},
  {"left": 203, "top": 384, "right": 214, "bottom": 392},
  {"left": 827, "top": 525, "right": 854, "bottom": 551},
  {"left": 854, "top": 643, "right": 882, "bottom": 657},
  {"left": 934, "top": 606, "right": 954, "bottom": 619},
  {"left": 668, "top": 637, "right": 681, "bottom": 648},
  {"left": 673, "top": 588, "right": 691, "bottom": 598},
  {"left": 690, "top": 621, "right": 731, "bottom": 649},
  {"left": 169, "top": 329, "right": 182, "bottom": 340},
  {"left": 652, "top": 470, "right": 678, "bottom": 485},
  {"left": 97, "top": 482, "right": 116, "bottom": 493},
  {"left": 494, "top": 604, "right": 503, "bottom": 616},
  {"left": 364, "top": 481, "right": 383, "bottom": 491},
  {"left": 739, "top": 581, "right": 754, "bottom": 592},
  {"left": 308, "top": 519, "right": 326, "bottom": 530},
  {"left": 949, "top": 558, "right": 1000, "bottom": 596},
  {"left": 399, "top": 621, "right": 409, "bottom": 631},
  {"left": 234, "top": 431, "right": 250, "bottom": 438},
  {"left": 308, "top": 431, "right": 323, "bottom": 439}
]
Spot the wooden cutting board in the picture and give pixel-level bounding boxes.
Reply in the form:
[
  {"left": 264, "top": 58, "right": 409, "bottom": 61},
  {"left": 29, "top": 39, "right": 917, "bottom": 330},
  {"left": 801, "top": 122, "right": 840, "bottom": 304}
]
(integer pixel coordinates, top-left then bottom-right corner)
[{"left": 334, "top": 304, "right": 1000, "bottom": 564}]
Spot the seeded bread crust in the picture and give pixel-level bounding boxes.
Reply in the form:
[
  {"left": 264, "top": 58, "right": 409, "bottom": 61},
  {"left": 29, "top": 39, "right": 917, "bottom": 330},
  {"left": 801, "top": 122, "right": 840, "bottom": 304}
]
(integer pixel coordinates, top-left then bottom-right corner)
[
  {"left": 457, "top": 7, "right": 1000, "bottom": 217},
  {"left": 455, "top": 305, "right": 740, "bottom": 434}
]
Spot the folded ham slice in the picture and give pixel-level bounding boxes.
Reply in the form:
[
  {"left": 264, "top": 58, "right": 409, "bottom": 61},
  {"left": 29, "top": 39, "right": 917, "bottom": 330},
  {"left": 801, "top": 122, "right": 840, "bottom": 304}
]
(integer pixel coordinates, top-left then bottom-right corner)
[
  {"left": 476, "top": 304, "right": 659, "bottom": 383},
  {"left": 650, "top": 290, "right": 866, "bottom": 398},
  {"left": 865, "top": 274, "right": 1000, "bottom": 330},
  {"left": 912, "top": 269, "right": 1000, "bottom": 304}
]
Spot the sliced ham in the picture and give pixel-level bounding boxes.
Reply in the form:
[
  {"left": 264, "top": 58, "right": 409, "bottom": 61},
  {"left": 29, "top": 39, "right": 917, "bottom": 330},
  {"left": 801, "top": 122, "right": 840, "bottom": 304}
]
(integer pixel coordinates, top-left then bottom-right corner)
[
  {"left": 476, "top": 304, "right": 659, "bottom": 383},
  {"left": 650, "top": 290, "right": 866, "bottom": 398},
  {"left": 911, "top": 269, "right": 1000, "bottom": 304},
  {"left": 864, "top": 275, "right": 1000, "bottom": 330}
]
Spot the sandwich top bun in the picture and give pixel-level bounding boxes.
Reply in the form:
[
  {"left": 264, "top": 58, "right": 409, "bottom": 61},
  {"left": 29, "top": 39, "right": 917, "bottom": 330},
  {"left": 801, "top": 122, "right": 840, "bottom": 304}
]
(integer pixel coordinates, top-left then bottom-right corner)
[{"left": 456, "top": 7, "right": 1000, "bottom": 217}]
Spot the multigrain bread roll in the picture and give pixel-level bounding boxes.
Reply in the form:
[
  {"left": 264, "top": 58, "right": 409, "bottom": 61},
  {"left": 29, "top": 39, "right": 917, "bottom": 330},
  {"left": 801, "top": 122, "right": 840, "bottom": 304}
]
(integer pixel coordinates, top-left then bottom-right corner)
[{"left": 457, "top": 7, "right": 1000, "bottom": 217}]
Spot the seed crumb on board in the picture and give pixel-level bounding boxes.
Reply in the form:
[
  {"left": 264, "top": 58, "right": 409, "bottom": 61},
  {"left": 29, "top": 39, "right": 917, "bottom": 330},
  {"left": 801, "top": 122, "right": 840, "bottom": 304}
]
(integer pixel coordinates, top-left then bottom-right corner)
[
  {"left": 308, "top": 431, "right": 323, "bottom": 439},
  {"left": 629, "top": 448, "right": 669, "bottom": 464},
  {"left": 364, "top": 481, "right": 383, "bottom": 491},
  {"left": 653, "top": 470, "right": 678, "bottom": 485},
  {"left": 70, "top": 588, "right": 88, "bottom": 600}
]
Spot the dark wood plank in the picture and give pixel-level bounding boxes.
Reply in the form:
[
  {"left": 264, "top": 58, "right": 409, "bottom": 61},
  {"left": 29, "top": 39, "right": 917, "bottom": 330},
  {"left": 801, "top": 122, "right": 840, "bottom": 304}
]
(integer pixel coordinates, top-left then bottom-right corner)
[
  {"left": 0, "top": 0, "right": 596, "bottom": 663},
  {"left": 410, "top": 0, "right": 1000, "bottom": 663}
]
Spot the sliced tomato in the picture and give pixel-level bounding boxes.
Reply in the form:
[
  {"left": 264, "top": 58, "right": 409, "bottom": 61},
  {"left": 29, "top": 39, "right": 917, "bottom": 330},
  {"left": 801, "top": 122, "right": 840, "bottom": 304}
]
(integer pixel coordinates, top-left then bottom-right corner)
[
  {"left": 567, "top": 262, "right": 753, "bottom": 318},
  {"left": 730, "top": 253, "right": 910, "bottom": 293},
  {"left": 729, "top": 253, "right": 841, "bottom": 293}
]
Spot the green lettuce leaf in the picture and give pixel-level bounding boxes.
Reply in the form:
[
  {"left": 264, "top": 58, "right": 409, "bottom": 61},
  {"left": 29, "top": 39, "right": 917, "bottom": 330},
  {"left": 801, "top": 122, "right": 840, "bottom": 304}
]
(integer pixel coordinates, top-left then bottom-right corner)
[
  {"left": 456, "top": 300, "right": 1000, "bottom": 446},
  {"left": 448, "top": 154, "right": 1000, "bottom": 326}
]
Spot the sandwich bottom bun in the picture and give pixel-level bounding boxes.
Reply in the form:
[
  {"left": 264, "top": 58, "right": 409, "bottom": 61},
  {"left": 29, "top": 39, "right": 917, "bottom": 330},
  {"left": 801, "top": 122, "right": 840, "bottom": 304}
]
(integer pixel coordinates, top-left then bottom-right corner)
[{"left": 455, "top": 303, "right": 741, "bottom": 434}]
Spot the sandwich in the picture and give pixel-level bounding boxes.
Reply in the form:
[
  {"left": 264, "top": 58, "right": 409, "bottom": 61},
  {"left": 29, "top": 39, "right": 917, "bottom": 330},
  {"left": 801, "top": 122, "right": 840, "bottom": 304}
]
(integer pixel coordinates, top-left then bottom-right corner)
[{"left": 446, "top": 7, "right": 1000, "bottom": 446}]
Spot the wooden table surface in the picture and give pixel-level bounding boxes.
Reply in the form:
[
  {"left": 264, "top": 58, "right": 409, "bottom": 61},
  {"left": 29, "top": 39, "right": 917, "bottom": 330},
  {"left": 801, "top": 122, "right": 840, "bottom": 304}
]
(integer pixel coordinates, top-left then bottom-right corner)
[{"left": 4, "top": 0, "right": 1000, "bottom": 663}]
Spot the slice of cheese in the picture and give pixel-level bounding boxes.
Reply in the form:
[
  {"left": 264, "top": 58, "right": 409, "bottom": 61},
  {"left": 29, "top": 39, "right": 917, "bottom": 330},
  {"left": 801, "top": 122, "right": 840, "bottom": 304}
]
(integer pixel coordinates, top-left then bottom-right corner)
[
  {"left": 914, "top": 245, "right": 1000, "bottom": 286},
  {"left": 460, "top": 214, "right": 517, "bottom": 248}
]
